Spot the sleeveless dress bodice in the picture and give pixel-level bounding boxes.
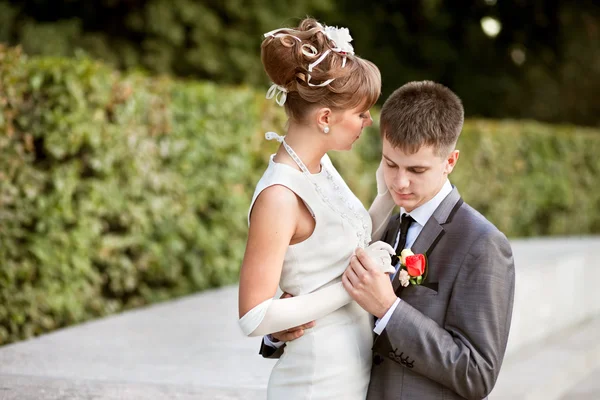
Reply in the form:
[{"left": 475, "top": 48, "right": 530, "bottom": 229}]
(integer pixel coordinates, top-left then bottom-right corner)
[{"left": 249, "top": 152, "right": 374, "bottom": 400}]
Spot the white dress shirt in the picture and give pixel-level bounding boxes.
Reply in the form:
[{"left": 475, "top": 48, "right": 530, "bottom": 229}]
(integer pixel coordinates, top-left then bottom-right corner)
[{"left": 373, "top": 180, "right": 453, "bottom": 334}]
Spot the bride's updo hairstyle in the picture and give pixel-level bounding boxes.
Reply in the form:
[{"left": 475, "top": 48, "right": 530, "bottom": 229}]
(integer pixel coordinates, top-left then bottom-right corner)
[{"left": 261, "top": 18, "right": 381, "bottom": 122}]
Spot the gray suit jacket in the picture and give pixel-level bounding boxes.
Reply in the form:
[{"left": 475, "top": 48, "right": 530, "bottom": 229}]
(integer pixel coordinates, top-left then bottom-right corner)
[{"left": 368, "top": 187, "right": 515, "bottom": 400}]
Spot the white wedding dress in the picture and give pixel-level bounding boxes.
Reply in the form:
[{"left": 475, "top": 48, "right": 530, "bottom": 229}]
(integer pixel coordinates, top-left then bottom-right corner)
[{"left": 240, "top": 133, "right": 395, "bottom": 400}]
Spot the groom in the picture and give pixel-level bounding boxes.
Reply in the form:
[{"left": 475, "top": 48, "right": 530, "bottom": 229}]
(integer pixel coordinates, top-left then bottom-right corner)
[{"left": 262, "top": 81, "right": 515, "bottom": 400}]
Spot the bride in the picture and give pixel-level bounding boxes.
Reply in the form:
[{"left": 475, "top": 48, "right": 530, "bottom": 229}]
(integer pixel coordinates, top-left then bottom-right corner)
[{"left": 238, "top": 18, "right": 396, "bottom": 399}]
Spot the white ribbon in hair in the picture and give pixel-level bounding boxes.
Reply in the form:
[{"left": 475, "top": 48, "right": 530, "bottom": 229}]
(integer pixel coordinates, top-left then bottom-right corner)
[
  {"left": 263, "top": 28, "right": 302, "bottom": 42},
  {"left": 265, "top": 29, "right": 318, "bottom": 59},
  {"left": 263, "top": 24, "right": 354, "bottom": 89},
  {"left": 301, "top": 44, "right": 318, "bottom": 57},
  {"left": 306, "top": 49, "right": 336, "bottom": 87},
  {"left": 266, "top": 84, "right": 288, "bottom": 106}
]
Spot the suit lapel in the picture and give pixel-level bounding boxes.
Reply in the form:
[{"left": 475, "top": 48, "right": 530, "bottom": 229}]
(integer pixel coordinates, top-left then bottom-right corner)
[{"left": 391, "top": 187, "right": 463, "bottom": 292}]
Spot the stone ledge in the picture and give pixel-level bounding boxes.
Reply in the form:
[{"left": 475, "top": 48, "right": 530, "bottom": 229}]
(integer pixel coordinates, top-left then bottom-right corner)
[{"left": 505, "top": 237, "right": 600, "bottom": 357}]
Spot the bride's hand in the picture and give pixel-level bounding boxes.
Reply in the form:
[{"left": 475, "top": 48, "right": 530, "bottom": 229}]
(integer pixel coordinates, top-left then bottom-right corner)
[
  {"left": 375, "top": 158, "right": 388, "bottom": 195},
  {"left": 270, "top": 293, "right": 316, "bottom": 342},
  {"left": 363, "top": 241, "right": 396, "bottom": 275}
]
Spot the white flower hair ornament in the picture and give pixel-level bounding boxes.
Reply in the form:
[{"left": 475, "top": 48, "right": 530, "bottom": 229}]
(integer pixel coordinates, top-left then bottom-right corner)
[{"left": 323, "top": 26, "right": 355, "bottom": 55}]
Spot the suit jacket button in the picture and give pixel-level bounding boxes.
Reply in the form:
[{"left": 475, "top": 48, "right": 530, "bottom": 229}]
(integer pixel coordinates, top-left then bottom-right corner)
[{"left": 374, "top": 353, "right": 384, "bottom": 365}]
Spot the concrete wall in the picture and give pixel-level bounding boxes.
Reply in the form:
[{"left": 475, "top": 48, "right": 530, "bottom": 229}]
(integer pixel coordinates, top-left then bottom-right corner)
[{"left": 504, "top": 236, "right": 600, "bottom": 357}]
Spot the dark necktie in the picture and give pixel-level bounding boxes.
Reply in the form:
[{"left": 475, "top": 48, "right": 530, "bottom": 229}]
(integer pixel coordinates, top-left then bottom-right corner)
[{"left": 391, "top": 213, "right": 415, "bottom": 267}]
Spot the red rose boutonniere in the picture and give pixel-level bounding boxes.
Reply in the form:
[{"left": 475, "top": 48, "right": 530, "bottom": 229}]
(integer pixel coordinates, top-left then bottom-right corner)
[{"left": 397, "top": 249, "right": 427, "bottom": 287}]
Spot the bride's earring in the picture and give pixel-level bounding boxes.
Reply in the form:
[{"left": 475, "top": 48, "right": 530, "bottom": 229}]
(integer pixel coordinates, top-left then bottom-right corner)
[{"left": 323, "top": 126, "right": 330, "bottom": 134}]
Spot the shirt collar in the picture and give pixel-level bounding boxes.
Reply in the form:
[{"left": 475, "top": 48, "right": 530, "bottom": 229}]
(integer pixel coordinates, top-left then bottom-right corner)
[{"left": 400, "top": 180, "right": 453, "bottom": 227}]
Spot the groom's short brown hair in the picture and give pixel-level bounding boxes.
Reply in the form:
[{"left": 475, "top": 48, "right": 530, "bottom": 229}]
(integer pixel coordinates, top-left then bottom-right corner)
[{"left": 380, "top": 81, "right": 464, "bottom": 157}]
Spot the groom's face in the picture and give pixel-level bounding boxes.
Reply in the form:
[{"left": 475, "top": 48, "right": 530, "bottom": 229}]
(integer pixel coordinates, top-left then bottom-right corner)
[{"left": 381, "top": 137, "right": 458, "bottom": 212}]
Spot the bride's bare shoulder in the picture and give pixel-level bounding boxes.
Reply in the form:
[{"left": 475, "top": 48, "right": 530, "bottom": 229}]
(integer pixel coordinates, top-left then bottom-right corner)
[{"left": 250, "top": 184, "right": 303, "bottom": 223}]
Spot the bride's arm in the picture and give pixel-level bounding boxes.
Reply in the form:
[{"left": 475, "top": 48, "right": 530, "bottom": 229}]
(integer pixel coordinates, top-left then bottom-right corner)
[
  {"left": 241, "top": 240, "right": 395, "bottom": 337},
  {"left": 240, "top": 281, "right": 353, "bottom": 337},
  {"left": 368, "top": 159, "right": 396, "bottom": 242},
  {"left": 238, "top": 185, "right": 354, "bottom": 337},
  {"left": 241, "top": 244, "right": 394, "bottom": 337}
]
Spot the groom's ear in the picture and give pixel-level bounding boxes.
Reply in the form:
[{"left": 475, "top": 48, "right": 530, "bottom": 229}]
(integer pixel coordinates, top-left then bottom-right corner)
[{"left": 444, "top": 150, "right": 460, "bottom": 175}]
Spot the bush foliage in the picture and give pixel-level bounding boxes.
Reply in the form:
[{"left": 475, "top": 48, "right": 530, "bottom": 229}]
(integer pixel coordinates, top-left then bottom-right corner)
[
  {"left": 343, "top": 113, "right": 600, "bottom": 238},
  {"left": 0, "top": 46, "right": 272, "bottom": 344},
  {"left": 1, "top": 46, "right": 599, "bottom": 344}
]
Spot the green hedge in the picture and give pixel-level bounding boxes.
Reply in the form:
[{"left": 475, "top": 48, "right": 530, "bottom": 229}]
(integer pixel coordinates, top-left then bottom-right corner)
[
  {"left": 0, "top": 46, "right": 278, "bottom": 344},
  {"left": 454, "top": 121, "right": 600, "bottom": 236},
  {"left": 342, "top": 116, "right": 600, "bottom": 237},
  {"left": 1, "top": 46, "right": 599, "bottom": 345}
]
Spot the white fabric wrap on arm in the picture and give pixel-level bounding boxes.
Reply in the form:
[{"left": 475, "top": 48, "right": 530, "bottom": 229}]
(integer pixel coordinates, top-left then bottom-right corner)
[
  {"left": 238, "top": 241, "right": 396, "bottom": 337},
  {"left": 368, "top": 160, "right": 396, "bottom": 242}
]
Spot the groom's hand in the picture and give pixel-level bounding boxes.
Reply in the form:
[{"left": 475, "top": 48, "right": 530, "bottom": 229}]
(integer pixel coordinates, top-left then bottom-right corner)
[
  {"left": 343, "top": 248, "right": 398, "bottom": 319},
  {"left": 270, "top": 292, "right": 316, "bottom": 342}
]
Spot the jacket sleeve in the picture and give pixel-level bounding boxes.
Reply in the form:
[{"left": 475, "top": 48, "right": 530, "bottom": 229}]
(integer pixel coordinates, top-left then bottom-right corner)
[{"left": 259, "top": 337, "right": 285, "bottom": 359}]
